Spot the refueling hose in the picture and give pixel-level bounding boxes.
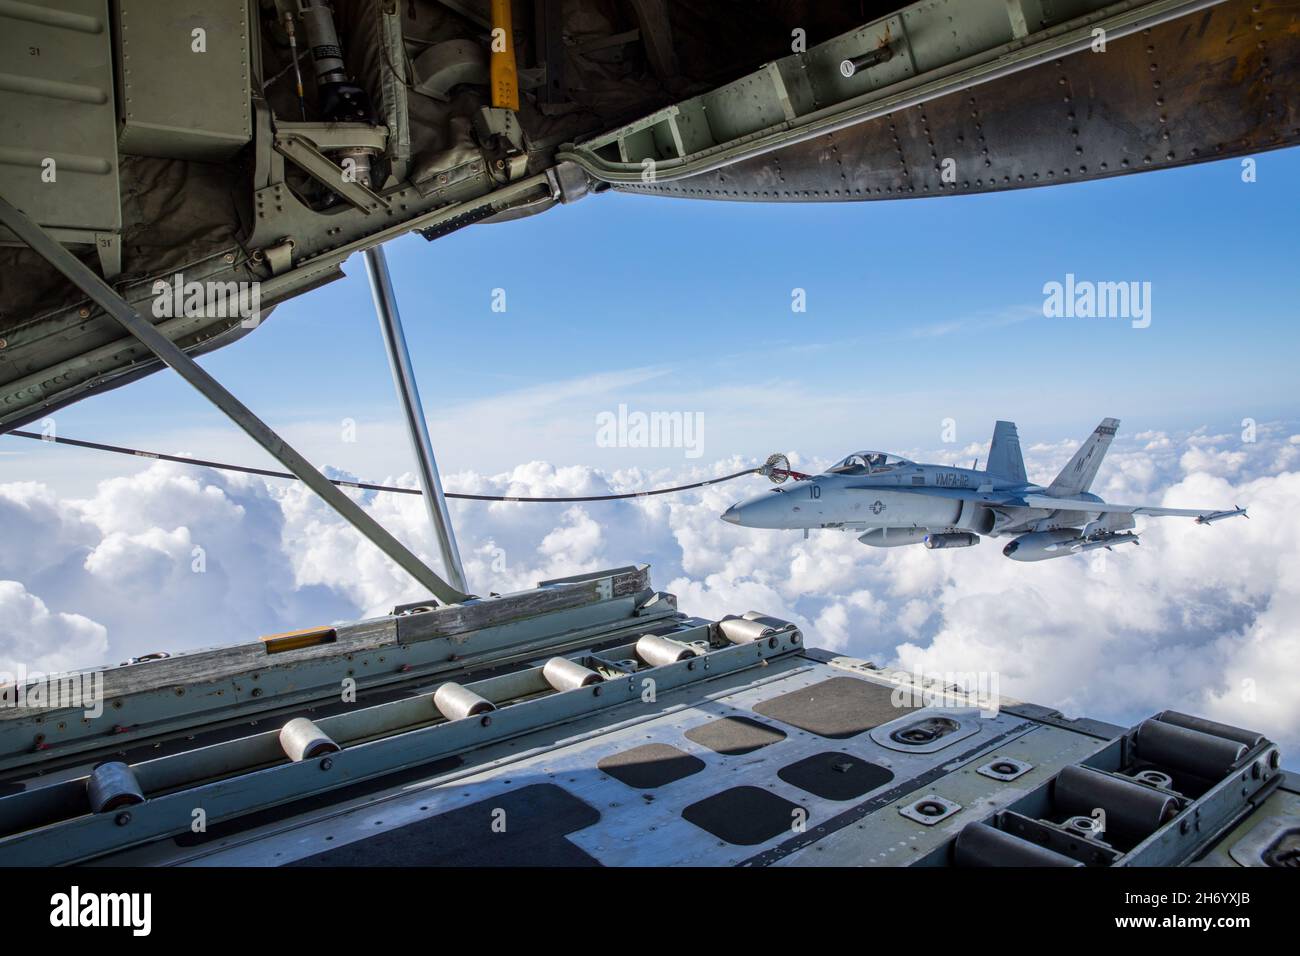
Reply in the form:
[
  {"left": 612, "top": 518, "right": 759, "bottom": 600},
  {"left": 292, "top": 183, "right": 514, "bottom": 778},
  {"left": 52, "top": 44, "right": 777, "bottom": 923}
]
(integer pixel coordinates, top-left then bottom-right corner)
[{"left": 4, "top": 431, "right": 808, "bottom": 502}]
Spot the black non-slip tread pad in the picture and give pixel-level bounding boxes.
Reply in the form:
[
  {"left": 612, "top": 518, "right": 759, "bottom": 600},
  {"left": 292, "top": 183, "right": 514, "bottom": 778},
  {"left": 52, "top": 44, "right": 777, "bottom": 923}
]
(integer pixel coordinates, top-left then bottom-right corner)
[
  {"left": 684, "top": 715, "right": 787, "bottom": 756},
  {"left": 598, "top": 743, "right": 706, "bottom": 789},
  {"left": 681, "top": 786, "right": 807, "bottom": 846},
  {"left": 776, "top": 751, "right": 895, "bottom": 801},
  {"left": 752, "top": 676, "right": 916, "bottom": 739},
  {"left": 289, "top": 783, "right": 601, "bottom": 867}
]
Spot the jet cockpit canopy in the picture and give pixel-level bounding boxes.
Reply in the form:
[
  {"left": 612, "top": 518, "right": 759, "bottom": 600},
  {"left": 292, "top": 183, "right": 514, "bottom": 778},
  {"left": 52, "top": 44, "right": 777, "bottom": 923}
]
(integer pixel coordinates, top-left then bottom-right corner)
[{"left": 824, "top": 451, "right": 914, "bottom": 475}]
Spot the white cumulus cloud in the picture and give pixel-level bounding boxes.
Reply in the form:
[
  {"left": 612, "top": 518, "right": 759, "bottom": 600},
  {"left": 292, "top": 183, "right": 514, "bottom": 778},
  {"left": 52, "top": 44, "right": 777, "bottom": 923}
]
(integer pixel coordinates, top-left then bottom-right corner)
[{"left": 1, "top": 423, "right": 1297, "bottom": 760}]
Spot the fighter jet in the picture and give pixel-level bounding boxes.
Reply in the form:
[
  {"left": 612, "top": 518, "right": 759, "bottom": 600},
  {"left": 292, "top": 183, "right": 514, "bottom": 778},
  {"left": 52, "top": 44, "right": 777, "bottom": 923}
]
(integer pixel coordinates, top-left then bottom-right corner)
[{"left": 721, "top": 419, "right": 1246, "bottom": 561}]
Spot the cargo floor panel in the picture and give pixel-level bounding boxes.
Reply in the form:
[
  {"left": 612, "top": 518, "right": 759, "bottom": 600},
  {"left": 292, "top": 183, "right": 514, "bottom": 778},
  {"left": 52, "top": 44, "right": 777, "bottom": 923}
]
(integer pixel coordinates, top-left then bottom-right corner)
[
  {"left": 290, "top": 784, "right": 601, "bottom": 867},
  {"left": 753, "top": 676, "right": 919, "bottom": 739}
]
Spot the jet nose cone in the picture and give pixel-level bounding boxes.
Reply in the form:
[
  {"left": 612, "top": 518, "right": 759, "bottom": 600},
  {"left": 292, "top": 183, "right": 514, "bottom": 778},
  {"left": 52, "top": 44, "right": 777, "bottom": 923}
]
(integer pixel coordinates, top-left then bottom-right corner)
[{"left": 720, "top": 504, "right": 741, "bottom": 525}]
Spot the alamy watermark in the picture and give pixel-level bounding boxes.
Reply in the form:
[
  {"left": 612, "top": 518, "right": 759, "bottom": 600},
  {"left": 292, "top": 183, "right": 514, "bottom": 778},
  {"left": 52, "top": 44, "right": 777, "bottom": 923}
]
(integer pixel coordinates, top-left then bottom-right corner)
[
  {"left": 152, "top": 272, "right": 262, "bottom": 329},
  {"left": 596, "top": 403, "right": 704, "bottom": 459},
  {"left": 0, "top": 665, "right": 103, "bottom": 719},
  {"left": 1042, "top": 273, "right": 1151, "bottom": 329},
  {"left": 886, "top": 668, "right": 1000, "bottom": 718},
  {"left": 50, "top": 886, "right": 151, "bottom": 936}
]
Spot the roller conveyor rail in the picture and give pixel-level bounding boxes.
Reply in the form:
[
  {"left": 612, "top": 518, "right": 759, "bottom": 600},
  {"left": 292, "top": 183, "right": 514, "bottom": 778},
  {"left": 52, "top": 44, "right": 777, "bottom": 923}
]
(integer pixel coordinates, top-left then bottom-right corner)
[
  {"left": 0, "top": 565, "right": 1292, "bottom": 867},
  {"left": 944, "top": 711, "right": 1285, "bottom": 867}
]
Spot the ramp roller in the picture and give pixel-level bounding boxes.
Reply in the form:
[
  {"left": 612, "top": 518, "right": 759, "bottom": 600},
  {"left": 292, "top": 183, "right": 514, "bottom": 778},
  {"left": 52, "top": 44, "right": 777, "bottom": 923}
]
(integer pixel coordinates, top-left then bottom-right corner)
[
  {"left": 739, "top": 612, "right": 800, "bottom": 645},
  {"left": 1054, "top": 764, "right": 1179, "bottom": 844},
  {"left": 279, "top": 718, "right": 341, "bottom": 762},
  {"left": 434, "top": 682, "right": 497, "bottom": 720},
  {"left": 1136, "top": 718, "right": 1248, "bottom": 780},
  {"left": 742, "top": 611, "right": 795, "bottom": 628},
  {"left": 86, "top": 761, "right": 145, "bottom": 813},
  {"left": 635, "top": 634, "right": 697, "bottom": 667},
  {"left": 718, "top": 617, "right": 775, "bottom": 644},
  {"left": 1153, "top": 711, "right": 1265, "bottom": 750},
  {"left": 543, "top": 657, "right": 603, "bottom": 691},
  {"left": 953, "top": 821, "right": 1083, "bottom": 867}
]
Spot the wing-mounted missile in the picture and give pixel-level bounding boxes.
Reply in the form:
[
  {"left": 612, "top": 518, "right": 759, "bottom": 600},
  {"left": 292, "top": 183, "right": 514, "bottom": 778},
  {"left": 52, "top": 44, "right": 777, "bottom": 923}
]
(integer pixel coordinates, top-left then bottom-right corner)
[{"left": 1195, "top": 506, "right": 1248, "bottom": 525}]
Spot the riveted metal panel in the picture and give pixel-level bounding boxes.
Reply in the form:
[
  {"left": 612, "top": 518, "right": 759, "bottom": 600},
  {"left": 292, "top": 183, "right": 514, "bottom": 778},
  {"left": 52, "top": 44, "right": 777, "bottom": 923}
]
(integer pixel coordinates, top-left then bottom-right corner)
[
  {"left": 902, "top": 0, "right": 1020, "bottom": 73},
  {"left": 617, "top": 0, "right": 1300, "bottom": 203},
  {"left": 700, "top": 71, "right": 796, "bottom": 145},
  {"left": 803, "top": 15, "right": 917, "bottom": 108},
  {"left": 114, "top": 0, "right": 252, "bottom": 161},
  {"left": 0, "top": 0, "right": 120, "bottom": 234}
]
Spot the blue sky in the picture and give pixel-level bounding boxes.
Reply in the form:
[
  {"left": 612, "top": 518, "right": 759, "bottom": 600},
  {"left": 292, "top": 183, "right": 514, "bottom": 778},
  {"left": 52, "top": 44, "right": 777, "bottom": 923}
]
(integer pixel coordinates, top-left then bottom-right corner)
[{"left": 5, "top": 147, "right": 1298, "bottom": 489}]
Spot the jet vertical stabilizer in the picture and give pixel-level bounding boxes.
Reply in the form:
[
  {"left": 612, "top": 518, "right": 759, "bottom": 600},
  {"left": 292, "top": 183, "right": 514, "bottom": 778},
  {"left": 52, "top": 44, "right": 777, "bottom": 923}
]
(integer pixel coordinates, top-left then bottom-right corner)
[
  {"left": 986, "top": 421, "right": 1027, "bottom": 484},
  {"left": 1047, "top": 418, "right": 1119, "bottom": 497}
]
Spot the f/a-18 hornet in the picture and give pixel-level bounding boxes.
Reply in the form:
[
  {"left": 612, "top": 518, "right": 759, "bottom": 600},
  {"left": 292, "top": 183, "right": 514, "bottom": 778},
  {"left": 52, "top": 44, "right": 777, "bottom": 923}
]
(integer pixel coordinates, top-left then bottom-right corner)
[{"left": 722, "top": 419, "right": 1246, "bottom": 561}]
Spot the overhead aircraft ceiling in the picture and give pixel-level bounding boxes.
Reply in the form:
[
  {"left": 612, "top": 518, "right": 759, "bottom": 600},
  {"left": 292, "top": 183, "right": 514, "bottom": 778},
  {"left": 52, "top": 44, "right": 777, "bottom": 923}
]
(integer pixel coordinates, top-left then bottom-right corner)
[{"left": 0, "top": 0, "right": 1295, "bottom": 431}]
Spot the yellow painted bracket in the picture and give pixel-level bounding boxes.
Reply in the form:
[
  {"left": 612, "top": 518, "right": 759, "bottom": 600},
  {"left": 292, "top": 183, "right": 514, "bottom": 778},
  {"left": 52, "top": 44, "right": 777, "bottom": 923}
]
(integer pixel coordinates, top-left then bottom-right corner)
[
  {"left": 261, "top": 626, "right": 338, "bottom": 654},
  {"left": 490, "top": 0, "right": 520, "bottom": 111}
]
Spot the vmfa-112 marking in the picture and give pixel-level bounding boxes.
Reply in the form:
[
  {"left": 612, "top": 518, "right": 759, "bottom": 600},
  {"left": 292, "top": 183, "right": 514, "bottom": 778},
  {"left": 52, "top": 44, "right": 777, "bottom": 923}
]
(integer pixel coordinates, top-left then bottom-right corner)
[{"left": 721, "top": 419, "right": 1246, "bottom": 561}]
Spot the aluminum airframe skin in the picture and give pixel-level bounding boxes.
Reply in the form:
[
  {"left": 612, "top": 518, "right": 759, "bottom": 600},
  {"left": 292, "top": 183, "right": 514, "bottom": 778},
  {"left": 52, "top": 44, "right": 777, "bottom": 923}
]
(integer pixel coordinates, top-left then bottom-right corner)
[{"left": 720, "top": 419, "right": 1247, "bottom": 561}]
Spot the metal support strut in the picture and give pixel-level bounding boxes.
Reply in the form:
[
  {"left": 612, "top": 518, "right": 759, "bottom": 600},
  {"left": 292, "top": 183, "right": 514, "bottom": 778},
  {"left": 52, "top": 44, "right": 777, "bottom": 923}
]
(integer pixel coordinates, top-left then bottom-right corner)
[
  {"left": 0, "top": 196, "right": 469, "bottom": 607},
  {"left": 364, "top": 244, "right": 469, "bottom": 593}
]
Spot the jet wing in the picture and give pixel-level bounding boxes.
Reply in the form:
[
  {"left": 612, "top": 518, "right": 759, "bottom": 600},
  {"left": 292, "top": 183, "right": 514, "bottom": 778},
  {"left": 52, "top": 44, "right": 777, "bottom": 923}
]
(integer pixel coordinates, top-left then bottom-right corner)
[{"left": 1020, "top": 495, "right": 1246, "bottom": 522}]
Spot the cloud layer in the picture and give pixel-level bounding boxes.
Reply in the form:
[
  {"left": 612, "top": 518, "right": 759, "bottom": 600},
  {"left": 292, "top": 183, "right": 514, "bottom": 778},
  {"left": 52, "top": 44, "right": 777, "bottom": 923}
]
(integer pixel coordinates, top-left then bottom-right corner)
[{"left": 2, "top": 422, "right": 1296, "bottom": 757}]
